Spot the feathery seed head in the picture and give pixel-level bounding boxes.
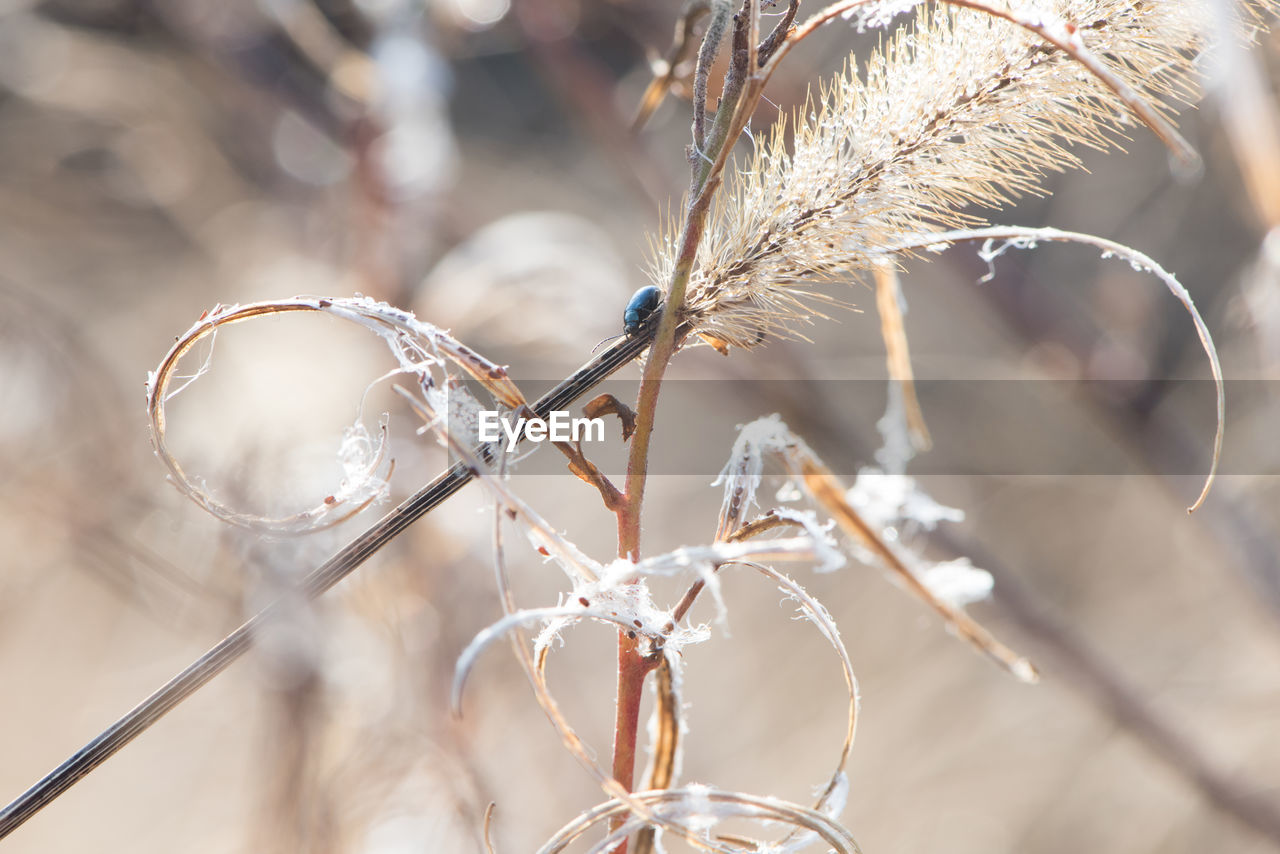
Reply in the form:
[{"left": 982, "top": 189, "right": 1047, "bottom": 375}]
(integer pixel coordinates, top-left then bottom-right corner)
[{"left": 661, "top": 1, "right": 1239, "bottom": 350}]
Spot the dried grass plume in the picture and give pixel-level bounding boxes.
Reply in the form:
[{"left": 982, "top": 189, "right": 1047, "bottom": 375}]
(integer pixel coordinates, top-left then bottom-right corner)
[{"left": 659, "top": 0, "right": 1269, "bottom": 348}]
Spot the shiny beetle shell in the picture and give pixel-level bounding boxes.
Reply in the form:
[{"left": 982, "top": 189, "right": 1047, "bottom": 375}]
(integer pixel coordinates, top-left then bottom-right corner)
[{"left": 623, "top": 285, "right": 662, "bottom": 335}]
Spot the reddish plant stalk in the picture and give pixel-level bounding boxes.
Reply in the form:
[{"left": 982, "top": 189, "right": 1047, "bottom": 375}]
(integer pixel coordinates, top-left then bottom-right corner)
[{"left": 606, "top": 9, "right": 768, "bottom": 851}]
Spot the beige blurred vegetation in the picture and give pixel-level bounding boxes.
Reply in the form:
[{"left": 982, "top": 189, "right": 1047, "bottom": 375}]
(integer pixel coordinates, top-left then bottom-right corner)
[{"left": 1, "top": 1, "right": 1280, "bottom": 852}]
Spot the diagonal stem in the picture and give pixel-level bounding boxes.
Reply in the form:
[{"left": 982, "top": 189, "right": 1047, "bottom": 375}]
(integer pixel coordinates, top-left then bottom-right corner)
[{"left": 0, "top": 327, "right": 664, "bottom": 842}]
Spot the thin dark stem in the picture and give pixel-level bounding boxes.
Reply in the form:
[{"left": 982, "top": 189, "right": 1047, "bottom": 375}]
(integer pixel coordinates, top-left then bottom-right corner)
[{"left": 0, "top": 327, "right": 664, "bottom": 842}]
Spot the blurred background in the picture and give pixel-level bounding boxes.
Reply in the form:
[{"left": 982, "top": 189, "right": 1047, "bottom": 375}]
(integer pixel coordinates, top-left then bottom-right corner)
[{"left": 2, "top": 1, "right": 1280, "bottom": 852}]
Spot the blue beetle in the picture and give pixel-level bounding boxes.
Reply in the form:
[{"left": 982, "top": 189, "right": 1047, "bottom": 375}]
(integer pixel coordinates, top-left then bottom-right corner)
[
  {"left": 623, "top": 285, "right": 662, "bottom": 335},
  {"left": 594, "top": 286, "right": 664, "bottom": 353}
]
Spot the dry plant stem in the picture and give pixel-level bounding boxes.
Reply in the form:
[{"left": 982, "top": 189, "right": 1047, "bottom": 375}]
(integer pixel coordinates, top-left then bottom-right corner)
[
  {"left": 630, "top": 661, "right": 679, "bottom": 854},
  {"left": 576, "top": 545, "right": 863, "bottom": 853},
  {"left": 690, "top": 3, "right": 756, "bottom": 200},
  {"left": 672, "top": 513, "right": 802, "bottom": 622},
  {"left": 552, "top": 440, "right": 626, "bottom": 512},
  {"left": 609, "top": 633, "right": 652, "bottom": 831},
  {"left": 757, "top": 0, "right": 801, "bottom": 64},
  {"left": 0, "top": 325, "right": 658, "bottom": 841},
  {"left": 482, "top": 803, "right": 498, "bottom": 854},
  {"left": 645, "top": 660, "right": 681, "bottom": 792},
  {"left": 487, "top": 491, "right": 708, "bottom": 854},
  {"left": 604, "top": 249, "right": 685, "bottom": 844},
  {"left": 797, "top": 456, "right": 1039, "bottom": 682},
  {"left": 693, "top": 0, "right": 733, "bottom": 149},
  {"left": 609, "top": 8, "right": 763, "bottom": 849},
  {"left": 619, "top": 0, "right": 757, "bottom": 558},
  {"left": 873, "top": 262, "right": 932, "bottom": 451}
]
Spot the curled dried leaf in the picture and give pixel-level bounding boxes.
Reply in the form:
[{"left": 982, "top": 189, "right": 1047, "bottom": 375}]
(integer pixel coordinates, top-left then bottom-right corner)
[
  {"left": 583, "top": 393, "right": 638, "bottom": 441},
  {"left": 795, "top": 452, "right": 1039, "bottom": 682},
  {"left": 537, "top": 786, "right": 861, "bottom": 854},
  {"left": 892, "top": 225, "right": 1225, "bottom": 512},
  {"left": 722, "top": 416, "right": 1038, "bottom": 681},
  {"left": 723, "top": 561, "right": 859, "bottom": 839},
  {"left": 453, "top": 605, "right": 669, "bottom": 715}
]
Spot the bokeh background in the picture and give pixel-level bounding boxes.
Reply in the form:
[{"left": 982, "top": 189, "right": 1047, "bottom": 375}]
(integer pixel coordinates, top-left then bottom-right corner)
[{"left": 2, "top": 1, "right": 1280, "bottom": 852}]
